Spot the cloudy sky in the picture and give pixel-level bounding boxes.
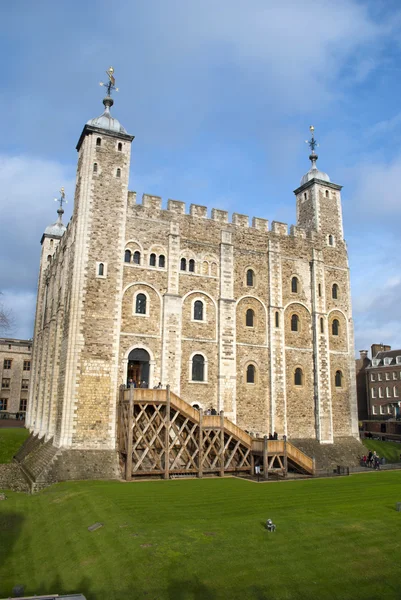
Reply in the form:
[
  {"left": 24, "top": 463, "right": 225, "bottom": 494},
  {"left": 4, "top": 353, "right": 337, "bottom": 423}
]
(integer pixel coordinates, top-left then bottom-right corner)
[{"left": 1, "top": 0, "right": 401, "bottom": 356}]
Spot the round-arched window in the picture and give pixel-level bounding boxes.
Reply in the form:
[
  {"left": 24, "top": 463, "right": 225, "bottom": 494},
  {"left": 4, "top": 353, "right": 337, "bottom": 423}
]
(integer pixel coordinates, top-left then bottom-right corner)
[
  {"left": 291, "top": 314, "right": 299, "bottom": 332},
  {"left": 149, "top": 253, "right": 156, "bottom": 267},
  {"left": 246, "top": 364, "right": 255, "bottom": 384},
  {"left": 291, "top": 277, "right": 298, "bottom": 293},
  {"left": 246, "top": 309, "right": 254, "bottom": 327},
  {"left": 194, "top": 300, "right": 204, "bottom": 321},
  {"left": 192, "top": 354, "right": 205, "bottom": 381},
  {"left": 294, "top": 368, "right": 303, "bottom": 386},
  {"left": 335, "top": 370, "right": 342, "bottom": 387},
  {"left": 135, "top": 293, "right": 147, "bottom": 314},
  {"left": 246, "top": 269, "right": 254, "bottom": 287},
  {"left": 332, "top": 284, "right": 339, "bottom": 300},
  {"left": 332, "top": 319, "right": 339, "bottom": 336}
]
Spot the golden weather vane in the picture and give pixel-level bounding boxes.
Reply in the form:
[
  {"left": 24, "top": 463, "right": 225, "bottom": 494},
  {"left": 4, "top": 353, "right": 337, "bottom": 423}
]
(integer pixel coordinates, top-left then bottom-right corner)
[
  {"left": 54, "top": 187, "right": 67, "bottom": 210},
  {"left": 305, "top": 125, "right": 319, "bottom": 154},
  {"left": 99, "top": 66, "right": 119, "bottom": 96}
]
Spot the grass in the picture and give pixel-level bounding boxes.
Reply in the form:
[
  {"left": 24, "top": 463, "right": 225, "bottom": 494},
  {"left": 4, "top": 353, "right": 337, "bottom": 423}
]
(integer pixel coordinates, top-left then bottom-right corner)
[
  {"left": 1, "top": 473, "right": 401, "bottom": 600},
  {"left": 0, "top": 428, "right": 29, "bottom": 463},
  {"left": 362, "top": 438, "right": 401, "bottom": 463}
]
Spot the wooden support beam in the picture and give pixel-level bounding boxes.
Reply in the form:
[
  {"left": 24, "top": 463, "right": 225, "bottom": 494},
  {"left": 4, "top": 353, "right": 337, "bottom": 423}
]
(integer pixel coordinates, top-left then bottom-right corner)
[
  {"left": 263, "top": 435, "right": 269, "bottom": 480},
  {"left": 220, "top": 411, "right": 225, "bottom": 477},
  {"left": 125, "top": 387, "right": 134, "bottom": 481},
  {"left": 198, "top": 409, "right": 203, "bottom": 478},
  {"left": 164, "top": 385, "right": 170, "bottom": 480},
  {"left": 283, "top": 436, "right": 288, "bottom": 477}
]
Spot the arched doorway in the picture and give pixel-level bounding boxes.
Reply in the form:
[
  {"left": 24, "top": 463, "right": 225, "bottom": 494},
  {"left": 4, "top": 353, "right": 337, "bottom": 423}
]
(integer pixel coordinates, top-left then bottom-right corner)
[{"left": 127, "top": 348, "right": 150, "bottom": 387}]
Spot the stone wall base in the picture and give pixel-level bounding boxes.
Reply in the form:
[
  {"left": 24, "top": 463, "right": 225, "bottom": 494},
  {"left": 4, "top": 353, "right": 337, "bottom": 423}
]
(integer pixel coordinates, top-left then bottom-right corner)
[
  {"left": 47, "top": 449, "right": 120, "bottom": 483},
  {"left": 0, "top": 464, "right": 29, "bottom": 493},
  {"left": 291, "top": 437, "right": 363, "bottom": 471}
]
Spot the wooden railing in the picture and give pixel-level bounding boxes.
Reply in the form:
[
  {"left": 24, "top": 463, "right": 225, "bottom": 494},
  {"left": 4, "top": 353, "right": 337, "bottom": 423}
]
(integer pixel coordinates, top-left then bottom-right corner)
[{"left": 286, "top": 443, "right": 314, "bottom": 474}]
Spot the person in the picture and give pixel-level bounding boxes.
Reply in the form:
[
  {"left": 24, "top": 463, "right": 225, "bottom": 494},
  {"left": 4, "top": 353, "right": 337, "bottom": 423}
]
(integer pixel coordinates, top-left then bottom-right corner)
[
  {"left": 255, "top": 465, "right": 261, "bottom": 481},
  {"left": 157, "top": 382, "right": 162, "bottom": 389},
  {"left": 211, "top": 408, "right": 217, "bottom": 415},
  {"left": 367, "top": 450, "right": 373, "bottom": 467},
  {"left": 206, "top": 408, "right": 211, "bottom": 416},
  {"left": 140, "top": 380, "right": 148, "bottom": 389},
  {"left": 265, "top": 519, "right": 276, "bottom": 532},
  {"left": 273, "top": 431, "right": 278, "bottom": 440},
  {"left": 128, "top": 378, "right": 135, "bottom": 389},
  {"left": 374, "top": 453, "right": 380, "bottom": 470},
  {"left": 269, "top": 433, "right": 273, "bottom": 440}
]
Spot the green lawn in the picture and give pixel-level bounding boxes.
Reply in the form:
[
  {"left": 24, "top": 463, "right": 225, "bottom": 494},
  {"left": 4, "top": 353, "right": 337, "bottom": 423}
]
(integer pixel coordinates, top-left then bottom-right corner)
[
  {"left": 362, "top": 438, "right": 401, "bottom": 463},
  {"left": 0, "top": 428, "right": 29, "bottom": 463},
  {"left": 1, "top": 474, "right": 401, "bottom": 600}
]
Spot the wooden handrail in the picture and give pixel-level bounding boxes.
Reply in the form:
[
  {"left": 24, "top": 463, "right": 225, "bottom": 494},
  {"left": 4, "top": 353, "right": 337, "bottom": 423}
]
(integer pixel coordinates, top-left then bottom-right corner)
[{"left": 286, "top": 442, "right": 314, "bottom": 473}]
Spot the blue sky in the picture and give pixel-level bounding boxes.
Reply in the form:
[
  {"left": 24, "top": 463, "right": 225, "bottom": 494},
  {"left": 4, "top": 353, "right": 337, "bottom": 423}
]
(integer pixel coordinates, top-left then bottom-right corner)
[{"left": 1, "top": 0, "right": 401, "bottom": 356}]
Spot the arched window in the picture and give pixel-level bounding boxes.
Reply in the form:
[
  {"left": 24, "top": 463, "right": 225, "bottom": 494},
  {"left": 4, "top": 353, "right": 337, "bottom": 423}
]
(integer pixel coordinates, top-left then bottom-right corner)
[
  {"left": 320, "top": 318, "right": 324, "bottom": 334},
  {"left": 194, "top": 300, "right": 204, "bottom": 321},
  {"left": 116, "top": 168, "right": 121, "bottom": 178},
  {"left": 133, "top": 251, "right": 140, "bottom": 265},
  {"left": 159, "top": 255, "right": 165, "bottom": 268},
  {"left": 118, "top": 142, "right": 122, "bottom": 151},
  {"left": 202, "top": 261, "right": 209, "bottom": 275},
  {"left": 294, "top": 368, "right": 303, "bottom": 386},
  {"left": 135, "top": 293, "right": 147, "bottom": 314},
  {"left": 47, "top": 255, "right": 52, "bottom": 262},
  {"left": 318, "top": 283, "right": 322, "bottom": 297},
  {"left": 98, "top": 263, "right": 104, "bottom": 276},
  {"left": 332, "top": 284, "right": 338, "bottom": 300},
  {"left": 291, "top": 314, "right": 299, "bottom": 332},
  {"left": 189, "top": 259, "right": 195, "bottom": 272},
  {"left": 192, "top": 354, "right": 205, "bottom": 381},
  {"left": 181, "top": 258, "right": 187, "bottom": 271},
  {"left": 332, "top": 319, "right": 339, "bottom": 336},
  {"left": 93, "top": 162, "right": 98, "bottom": 173},
  {"left": 328, "top": 235, "right": 334, "bottom": 246},
  {"left": 246, "top": 309, "right": 254, "bottom": 327},
  {"left": 275, "top": 311, "right": 279, "bottom": 328},
  {"left": 149, "top": 253, "right": 156, "bottom": 267},
  {"left": 124, "top": 249, "right": 131, "bottom": 263},
  {"left": 211, "top": 262, "right": 217, "bottom": 277},
  {"left": 246, "top": 269, "right": 254, "bottom": 287},
  {"left": 291, "top": 277, "right": 298, "bottom": 293},
  {"left": 96, "top": 137, "right": 101, "bottom": 147},
  {"left": 246, "top": 364, "right": 255, "bottom": 384},
  {"left": 325, "top": 190, "right": 329, "bottom": 198},
  {"left": 335, "top": 370, "right": 342, "bottom": 387}
]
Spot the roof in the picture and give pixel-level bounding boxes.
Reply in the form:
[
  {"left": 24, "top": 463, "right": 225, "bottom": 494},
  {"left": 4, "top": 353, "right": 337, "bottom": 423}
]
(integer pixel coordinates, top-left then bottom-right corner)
[{"left": 368, "top": 349, "right": 401, "bottom": 368}]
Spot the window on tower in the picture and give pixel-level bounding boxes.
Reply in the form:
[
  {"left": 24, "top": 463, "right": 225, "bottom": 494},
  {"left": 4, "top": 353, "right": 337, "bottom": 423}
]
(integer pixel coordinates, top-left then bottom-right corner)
[
  {"left": 93, "top": 162, "right": 98, "bottom": 173},
  {"left": 133, "top": 251, "right": 141, "bottom": 265},
  {"left": 116, "top": 168, "right": 121, "bottom": 178},
  {"left": 96, "top": 137, "right": 101, "bottom": 147},
  {"left": 118, "top": 142, "right": 122, "bottom": 151}
]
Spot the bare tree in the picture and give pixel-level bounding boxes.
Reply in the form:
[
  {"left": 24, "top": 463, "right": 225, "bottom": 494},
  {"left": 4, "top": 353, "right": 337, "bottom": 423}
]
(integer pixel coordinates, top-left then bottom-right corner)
[{"left": 0, "top": 292, "right": 15, "bottom": 335}]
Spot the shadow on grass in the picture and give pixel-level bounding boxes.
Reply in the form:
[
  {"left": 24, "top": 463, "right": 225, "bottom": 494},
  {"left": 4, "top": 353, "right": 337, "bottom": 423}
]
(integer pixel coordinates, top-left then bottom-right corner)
[
  {"left": 0, "top": 511, "right": 25, "bottom": 597},
  {"left": 167, "top": 577, "right": 215, "bottom": 600}
]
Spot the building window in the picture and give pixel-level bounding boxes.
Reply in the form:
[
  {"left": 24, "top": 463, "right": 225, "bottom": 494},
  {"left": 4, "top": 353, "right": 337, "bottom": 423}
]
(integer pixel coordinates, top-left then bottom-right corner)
[
  {"left": 133, "top": 251, "right": 141, "bottom": 265},
  {"left": 189, "top": 259, "right": 195, "bottom": 272},
  {"left": 246, "top": 364, "right": 255, "bottom": 384},
  {"left": 116, "top": 168, "right": 121, "bottom": 178},
  {"left": 246, "top": 269, "right": 254, "bottom": 287},
  {"left": 1, "top": 379, "right": 10, "bottom": 389},
  {"left": 118, "top": 142, "right": 122, "bottom": 151},
  {"left": 275, "top": 311, "right": 279, "bottom": 328},
  {"left": 379, "top": 387, "right": 383, "bottom": 398},
  {"left": 332, "top": 284, "right": 338, "bottom": 300},
  {"left": 93, "top": 162, "right": 98, "bottom": 173},
  {"left": 304, "top": 193, "right": 307, "bottom": 200},
  {"left": 21, "top": 379, "right": 29, "bottom": 390},
  {"left": 3, "top": 359, "right": 11, "bottom": 370},
  {"left": 181, "top": 258, "right": 187, "bottom": 271},
  {"left": 386, "top": 386, "right": 391, "bottom": 398},
  {"left": 332, "top": 319, "right": 339, "bottom": 336},
  {"left": 371, "top": 388, "right": 376, "bottom": 398},
  {"left": 384, "top": 357, "right": 392, "bottom": 366},
  {"left": 291, "top": 314, "right": 299, "bottom": 332},
  {"left": 385, "top": 372, "right": 390, "bottom": 381},
  {"left": 397, "top": 356, "right": 401, "bottom": 365},
  {"left": 124, "top": 249, "right": 131, "bottom": 263},
  {"left": 380, "top": 405, "right": 385, "bottom": 415},
  {"left": 394, "top": 386, "right": 399, "bottom": 397},
  {"left": 393, "top": 372, "right": 397, "bottom": 380},
  {"left": 246, "top": 309, "right": 254, "bottom": 327},
  {"left": 372, "top": 405, "right": 377, "bottom": 415},
  {"left": 318, "top": 283, "right": 322, "bottom": 297},
  {"left": 135, "top": 293, "right": 147, "bottom": 315},
  {"left": 294, "top": 368, "right": 303, "bottom": 386},
  {"left": 98, "top": 263, "right": 104, "bottom": 276},
  {"left": 149, "top": 253, "right": 156, "bottom": 267},
  {"left": 192, "top": 354, "right": 205, "bottom": 382},
  {"left": 325, "top": 190, "right": 329, "bottom": 198},
  {"left": 159, "top": 255, "right": 165, "bottom": 268},
  {"left": 19, "top": 399, "right": 27, "bottom": 412},
  {"left": 378, "top": 373, "right": 382, "bottom": 381},
  {"left": 291, "top": 277, "right": 298, "bottom": 293},
  {"left": 320, "top": 318, "right": 324, "bottom": 334},
  {"left": 23, "top": 361, "right": 31, "bottom": 371},
  {"left": 371, "top": 373, "right": 375, "bottom": 382},
  {"left": 335, "top": 370, "right": 342, "bottom": 388},
  {"left": 96, "top": 137, "right": 101, "bottom": 147},
  {"left": 328, "top": 235, "right": 334, "bottom": 246},
  {"left": 0, "top": 399, "right": 7, "bottom": 411},
  {"left": 194, "top": 300, "right": 204, "bottom": 321}
]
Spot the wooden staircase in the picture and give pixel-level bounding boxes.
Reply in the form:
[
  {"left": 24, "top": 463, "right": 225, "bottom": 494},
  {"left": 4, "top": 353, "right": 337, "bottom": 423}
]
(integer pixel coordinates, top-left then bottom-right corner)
[{"left": 118, "top": 387, "right": 315, "bottom": 479}]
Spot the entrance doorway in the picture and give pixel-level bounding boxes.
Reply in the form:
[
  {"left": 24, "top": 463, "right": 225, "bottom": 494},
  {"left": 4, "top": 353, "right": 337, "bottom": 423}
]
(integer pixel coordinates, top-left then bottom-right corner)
[{"left": 127, "top": 348, "right": 150, "bottom": 388}]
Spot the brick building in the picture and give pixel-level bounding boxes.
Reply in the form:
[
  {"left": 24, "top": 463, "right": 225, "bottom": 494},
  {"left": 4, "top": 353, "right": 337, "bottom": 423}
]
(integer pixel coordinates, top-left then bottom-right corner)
[
  {"left": 0, "top": 338, "right": 32, "bottom": 416},
  {"left": 26, "top": 74, "right": 359, "bottom": 479},
  {"left": 360, "top": 344, "right": 401, "bottom": 418}
]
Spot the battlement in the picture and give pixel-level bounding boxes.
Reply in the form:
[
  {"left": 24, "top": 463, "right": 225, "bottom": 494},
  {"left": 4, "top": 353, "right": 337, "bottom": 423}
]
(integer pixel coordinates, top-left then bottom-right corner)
[{"left": 130, "top": 192, "right": 314, "bottom": 238}]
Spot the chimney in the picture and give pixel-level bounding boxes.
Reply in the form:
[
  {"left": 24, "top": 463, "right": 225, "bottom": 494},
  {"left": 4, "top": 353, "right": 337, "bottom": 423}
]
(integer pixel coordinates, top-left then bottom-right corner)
[{"left": 359, "top": 350, "right": 368, "bottom": 359}]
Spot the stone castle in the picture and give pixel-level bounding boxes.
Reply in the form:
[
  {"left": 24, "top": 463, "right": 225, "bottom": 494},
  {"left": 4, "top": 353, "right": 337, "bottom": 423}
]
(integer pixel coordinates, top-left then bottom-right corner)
[{"left": 26, "top": 74, "right": 359, "bottom": 478}]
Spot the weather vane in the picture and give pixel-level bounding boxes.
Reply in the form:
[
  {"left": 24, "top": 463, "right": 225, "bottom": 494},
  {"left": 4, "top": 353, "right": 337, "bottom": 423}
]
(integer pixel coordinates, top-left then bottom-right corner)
[
  {"left": 54, "top": 187, "right": 67, "bottom": 210},
  {"left": 99, "top": 67, "right": 119, "bottom": 96},
  {"left": 305, "top": 125, "right": 319, "bottom": 154}
]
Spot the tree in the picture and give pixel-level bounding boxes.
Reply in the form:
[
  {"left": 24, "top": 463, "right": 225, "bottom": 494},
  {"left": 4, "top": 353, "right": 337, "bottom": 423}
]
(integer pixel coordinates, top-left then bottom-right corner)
[{"left": 0, "top": 292, "right": 15, "bottom": 335}]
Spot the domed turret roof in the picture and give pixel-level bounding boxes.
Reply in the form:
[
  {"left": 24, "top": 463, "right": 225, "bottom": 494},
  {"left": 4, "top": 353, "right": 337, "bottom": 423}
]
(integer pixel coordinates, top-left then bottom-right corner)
[
  {"left": 44, "top": 220, "right": 66, "bottom": 238},
  {"left": 86, "top": 96, "right": 127, "bottom": 134},
  {"left": 300, "top": 161, "right": 330, "bottom": 186}
]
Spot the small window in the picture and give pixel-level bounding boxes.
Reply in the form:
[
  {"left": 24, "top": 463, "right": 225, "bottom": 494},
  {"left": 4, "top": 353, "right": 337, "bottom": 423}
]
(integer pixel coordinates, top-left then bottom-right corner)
[
  {"left": 384, "top": 357, "right": 392, "bottom": 366},
  {"left": 379, "top": 387, "right": 383, "bottom": 398},
  {"left": 371, "top": 388, "right": 376, "bottom": 398},
  {"left": 275, "top": 311, "right": 279, "bottom": 328},
  {"left": 124, "top": 249, "right": 131, "bottom": 263},
  {"left": 304, "top": 193, "right": 307, "bottom": 200},
  {"left": 325, "top": 190, "right": 329, "bottom": 198},
  {"left": 318, "top": 283, "right": 322, "bottom": 297},
  {"left": 294, "top": 368, "right": 303, "bottom": 386},
  {"left": 150, "top": 253, "right": 156, "bottom": 267},
  {"left": 332, "top": 319, "right": 339, "bottom": 336},
  {"left": 19, "top": 399, "right": 27, "bottom": 412},
  {"left": 320, "top": 318, "right": 324, "bottom": 334},
  {"left": 386, "top": 386, "right": 391, "bottom": 398},
  {"left": 371, "top": 373, "right": 375, "bottom": 382},
  {"left": 47, "top": 255, "right": 52, "bottom": 262},
  {"left": 96, "top": 137, "right": 101, "bottom": 147},
  {"left": 0, "top": 399, "right": 7, "bottom": 411},
  {"left": 246, "top": 269, "right": 254, "bottom": 287},
  {"left": 385, "top": 372, "right": 390, "bottom": 381},
  {"left": 332, "top": 284, "right": 338, "bottom": 300},
  {"left": 159, "top": 255, "right": 165, "bottom": 268},
  {"left": 98, "top": 263, "right": 104, "bottom": 276},
  {"left": 372, "top": 405, "right": 377, "bottom": 415},
  {"left": 380, "top": 405, "right": 385, "bottom": 415},
  {"left": 291, "top": 314, "right": 299, "bottom": 332},
  {"left": 135, "top": 293, "right": 147, "bottom": 315},
  {"left": 116, "top": 168, "right": 121, "bottom": 178},
  {"left": 181, "top": 258, "right": 187, "bottom": 271},
  {"left": 378, "top": 373, "right": 382, "bottom": 381},
  {"left": 397, "top": 356, "right": 401, "bottom": 365},
  {"left": 189, "top": 259, "right": 195, "bottom": 272},
  {"left": 2, "top": 378, "right": 10, "bottom": 389},
  {"left": 23, "top": 361, "right": 30, "bottom": 371},
  {"left": 194, "top": 300, "right": 204, "bottom": 321},
  {"left": 21, "top": 379, "right": 29, "bottom": 390},
  {"left": 192, "top": 354, "right": 205, "bottom": 382},
  {"left": 335, "top": 370, "right": 342, "bottom": 388},
  {"left": 118, "top": 142, "right": 122, "bottom": 151},
  {"left": 393, "top": 372, "right": 397, "bottom": 380},
  {"left": 328, "top": 235, "right": 334, "bottom": 246},
  {"left": 93, "top": 162, "right": 98, "bottom": 173},
  {"left": 133, "top": 251, "right": 141, "bottom": 265},
  {"left": 3, "top": 360, "right": 11, "bottom": 370},
  {"left": 291, "top": 277, "right": 298, "bottom": 293},
  {"left": 394, "top": 386, "right": 399, "bottom": 397},
  {"left": 246, "top": 364, "right": 255, "bottom": 384},
  {"left": 246, "top": 309, "right": 254, "bottom": 327}
]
